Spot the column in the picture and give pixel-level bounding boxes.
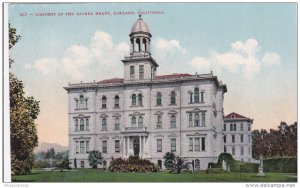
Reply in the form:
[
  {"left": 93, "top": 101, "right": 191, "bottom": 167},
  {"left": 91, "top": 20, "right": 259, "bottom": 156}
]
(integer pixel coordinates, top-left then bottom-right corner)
[
  {"left": 127, "top": 137, "right": 129, "bottom": 157},
  {"left": 139, "top": 136, "right": 142, "bottom": 158},
  {"left": 123, "top": 136, "right": 126, "bottom": 156},
  {"left": 143, "top": 136, "right": 146, "bottom": 157}
]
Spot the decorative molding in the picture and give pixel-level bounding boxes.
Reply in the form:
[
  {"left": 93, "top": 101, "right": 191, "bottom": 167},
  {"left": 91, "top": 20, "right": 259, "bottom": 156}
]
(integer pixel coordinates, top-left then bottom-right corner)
[
  {"left": 99, "top": 136, "right": 109, "bottom": 140},
  {"left": 168, "top": 133, "right": 178, "bottom": 137},
  {"left": 100, "top": 114, "right": 108, "bottom": 118},
  {"left": 186, "top": 132, "right": 207, "bottom": 137},
  {"left": 154, "top": 111, "right": 164, "bottom": 115},
  {"left": 73, "top": 136, "right": 91, "bottom": 140},
  {"left": 112, "top": 135, "right": 122, "bottom": 139},
  {"left": 154, "top": 134, "right": 165, "bottom": 138}
]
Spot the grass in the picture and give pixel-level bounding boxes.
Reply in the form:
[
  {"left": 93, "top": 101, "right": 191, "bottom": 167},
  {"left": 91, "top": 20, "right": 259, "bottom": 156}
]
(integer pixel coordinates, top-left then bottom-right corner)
[{"left": 12, "top": 169, "right": 297, "bottom": 182}]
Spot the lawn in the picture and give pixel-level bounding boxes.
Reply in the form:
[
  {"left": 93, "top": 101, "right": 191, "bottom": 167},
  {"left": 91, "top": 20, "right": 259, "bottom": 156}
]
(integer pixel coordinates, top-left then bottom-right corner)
[{"left": 12, "top": 169, "right": 297, "bottom": 182}]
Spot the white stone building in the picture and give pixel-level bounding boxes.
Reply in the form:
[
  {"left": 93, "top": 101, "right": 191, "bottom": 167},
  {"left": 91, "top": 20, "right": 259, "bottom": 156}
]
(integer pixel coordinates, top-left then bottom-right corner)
[
  {"left": 223, "top": 112, "right": 253, "bottom": 162},
  {"left": 64, "top": 15, "right": 228, "bottom": 170}
]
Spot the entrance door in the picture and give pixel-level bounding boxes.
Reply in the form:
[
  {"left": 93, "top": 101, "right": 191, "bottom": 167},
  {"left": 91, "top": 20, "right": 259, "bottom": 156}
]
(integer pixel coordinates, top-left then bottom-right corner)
[{"left": 133, "top": 138, "right": 140, "bottom": 156}]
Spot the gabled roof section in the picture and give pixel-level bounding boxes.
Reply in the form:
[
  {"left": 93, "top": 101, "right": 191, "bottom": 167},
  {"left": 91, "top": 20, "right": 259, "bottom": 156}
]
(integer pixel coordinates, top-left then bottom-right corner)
[{"left": 224, "top": 112, "right": 248, "bottom": 119}]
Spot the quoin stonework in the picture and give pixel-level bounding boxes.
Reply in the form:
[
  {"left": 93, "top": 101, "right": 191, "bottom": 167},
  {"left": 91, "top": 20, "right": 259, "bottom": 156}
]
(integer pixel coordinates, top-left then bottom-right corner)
[{"left": 64, "top": 15, "right": 253, "bottom": 170}]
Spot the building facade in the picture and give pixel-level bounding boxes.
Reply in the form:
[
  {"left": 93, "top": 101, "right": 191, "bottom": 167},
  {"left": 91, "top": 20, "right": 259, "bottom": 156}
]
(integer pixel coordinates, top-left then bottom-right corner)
[
  {"left": 64, "top": 15, "right": 228, "bottom": 170},
  {"left": 223, "top": 112, "right": 253, "bottom": 162}
]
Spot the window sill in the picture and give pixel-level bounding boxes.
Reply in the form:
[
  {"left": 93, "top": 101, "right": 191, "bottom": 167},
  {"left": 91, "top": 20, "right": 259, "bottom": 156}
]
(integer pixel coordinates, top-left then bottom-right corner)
[
  {"left": 169, "top": 104, "right": 177, "bottom": 106},
  {"left": 75, "top": 108, "right": 88, "bottom": 111},
  {"left": 130, "top": 105, "right": 144, "bottom": 108},
  {"left": 169, "top": 127, "right": 177, "bottom": 129}
]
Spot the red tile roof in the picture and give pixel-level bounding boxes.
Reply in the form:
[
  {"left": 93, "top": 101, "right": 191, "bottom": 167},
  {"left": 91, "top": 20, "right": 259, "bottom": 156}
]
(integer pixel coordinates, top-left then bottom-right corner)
[
  {"left": 98, "top": 78, "right": 124, "bottom": 84},
  {"left": 155, "top": 73, "right": 192, "bottom": 80},
  {"left": 224, "top": 112, "right": 248, "bottom": 119},
  {"left": 98, "top": 73, "right": 193, "bottom": 84}
]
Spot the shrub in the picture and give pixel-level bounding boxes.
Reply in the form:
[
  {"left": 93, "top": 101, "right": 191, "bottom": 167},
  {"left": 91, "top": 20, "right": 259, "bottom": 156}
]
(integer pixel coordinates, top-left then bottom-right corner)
[
  {"left": 109, "top": 156, "right": 159, "bottom": 173},
  {"left": 263, "top": 157, "right": 297, "bottom": 173},
  {"left": 88, "top": 150, "right": 103, "bottom": 168},
  {"left": 208, "top": 153, "right": 258, "bottom": 173},
  {"left": 55, "top": 157, "right": 71, "bottom": 171}
]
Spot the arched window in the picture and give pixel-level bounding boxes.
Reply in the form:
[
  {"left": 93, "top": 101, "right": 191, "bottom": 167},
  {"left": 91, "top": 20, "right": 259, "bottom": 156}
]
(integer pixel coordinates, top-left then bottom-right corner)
[
  {"left": 80, "top": 161, "right": 85, "bottom": 168},
  {"left": 79, "top": 95, "right": 84, "bottom": 104},
  {"left": 131, "top": 117, "right": 136, "bottom": 126},
  {"left": 189, "top": 113, "right": 193, "bottom": 127},
  {"left": 115, "top": 118, "right": 120, "bottom": 130},
  {"left": 157, "top": 160, "right": 162, "bottom": 169},
  {"left": 138, "top": 94, "right": 143, "bottom": 106},
  {"left": 143, "top": 38, "right": 147, "bottom": 52},
  {"left": 132, "top": 94, "right": 136, "bottom": 106},
  {"left": 114, "top": 95, "right": 120, "bottom": 108},
  {"left": 157, "top": 115, "right": 162, "bottom": 128},
  {"left": 103, "top": 160, "right": 107, "bottom": 169},
  {"left": 80, "top": 119, "right": 84, "bottom": 131},
  {"left": 194, "top": 113, "right": 200, "bottom": 127},
  {"left": 138, "top": 116, "right": 143, "bottom": 127},
  {"left": 136, "top": 38, "right": 141, "bottom": 52},
  {"left": 170, "top": 91, "right": 176, "bottom": 105},
  {"left": 194, "top": 88, "right": 199, "bottom": 103},
  {"left": 102, "top": 96, "right": 107, "bottom": 109},
  {"left": 195, "top": 159, "right": 200, "bottom": 170},
  {"left": 75, "top": 119, "right": 78, "bottom": 131},
  {"left": 170, "top": 115, "right": 176, "bottom": 128},
  {"left": 102, "top": 118, "right": 107, "bottom": 131},
  {"left": 156, "top": 92, "right": 162, "bottom": 106}
]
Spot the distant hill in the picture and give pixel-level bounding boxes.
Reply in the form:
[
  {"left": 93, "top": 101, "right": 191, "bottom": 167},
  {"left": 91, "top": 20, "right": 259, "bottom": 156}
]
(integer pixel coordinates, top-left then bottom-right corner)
[{"left": 34, "top": 142, "right": 68, "bottom": 153}]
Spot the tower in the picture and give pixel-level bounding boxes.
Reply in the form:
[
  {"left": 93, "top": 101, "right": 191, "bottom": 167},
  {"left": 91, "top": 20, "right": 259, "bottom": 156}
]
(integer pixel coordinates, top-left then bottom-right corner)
[{"left": 122, "top": 15, "right": 158, "bottom": 82}]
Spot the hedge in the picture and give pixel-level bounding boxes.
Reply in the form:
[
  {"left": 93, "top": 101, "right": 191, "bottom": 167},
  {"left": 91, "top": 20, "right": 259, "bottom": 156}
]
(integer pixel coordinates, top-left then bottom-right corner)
[
  {"left": 263, "top": 157, "right": 297, "bottom": 173},
  {"left": 208, "top": 153, "right": 258, "bottom": 173}
]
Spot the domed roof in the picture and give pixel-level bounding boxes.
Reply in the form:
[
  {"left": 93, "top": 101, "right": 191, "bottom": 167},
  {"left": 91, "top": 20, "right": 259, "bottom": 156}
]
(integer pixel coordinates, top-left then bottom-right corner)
[{"left": 130, "top": 15, "right": 150, "bottom": 34}]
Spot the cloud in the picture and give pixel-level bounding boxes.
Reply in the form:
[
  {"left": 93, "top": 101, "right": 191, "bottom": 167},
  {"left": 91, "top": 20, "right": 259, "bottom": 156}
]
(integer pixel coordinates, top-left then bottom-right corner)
[
  {"left": 190, "top": 57, "right": 211, "bottom": 74},
  {"left": 24, "top": 58, "right": 59, "bottom": 75},
  {"left": 190, "top": 38, "right": 280, "bottom": 79},
  {"left": 24, "top": 31, "right": 129, "bottom": 81},
  {"left": 262, "top": 53, "right": 281, "bottom": 67},
  {"left": 154, "top": 37, "right": 186, "bottom": 58}
]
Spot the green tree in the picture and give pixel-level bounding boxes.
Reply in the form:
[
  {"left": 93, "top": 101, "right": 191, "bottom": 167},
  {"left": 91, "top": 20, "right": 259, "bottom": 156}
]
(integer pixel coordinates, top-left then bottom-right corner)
[
  {"left": 10, "top": 24, "right": 40, "bottom": 175},
  {"left": 163, "top": 152, "right": 175, "bottom": 170},
  {"left": 88, "top": 150, "right": 103, "bottom": 168},
  {"left": 45, "top": 148, "right": 56, "bottom": 167}
]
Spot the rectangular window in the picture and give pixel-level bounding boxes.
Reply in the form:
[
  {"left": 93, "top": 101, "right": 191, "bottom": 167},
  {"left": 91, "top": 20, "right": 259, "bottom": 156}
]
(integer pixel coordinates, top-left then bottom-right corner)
[
  {"left": 201, "top": 137, "right": 206, "bottom": 151},
  {"left": 189, "top": 138, "right": 193, "bottom": 151},
  {"left": 232, "top": 135, "right": 235, "bottom": 143},
  {"left": 157, "top": 139, "right": 162, "bottom": 152},
  {"left": 224, "top": 146, "right": 227, "bottom": 153},
  {"left": 102, "top": 141, "right": 107, "bottom": 153},
  {"left": 234, "top": 124, "right": 237, "bottom": 131},
  {"left": 171, "top": 138, "right": 176, "bottom": 152},
  {"left": 76, "top": 141, "right": 79, "bottom": 153},
  {"left": 240, "top": 134, "right": 244, "bottom": 143},
  {"left": 139, "top": 65, "right": 144, "bottom": 79},
  {"left": 201, "top": 113, "right": 205, "bottom": 126},
  {"left": 200, "top": 92, "right": 204, "bottom": 103},
  {"left": 240, "top": 123, "right": 244, "bottom": 131},
  {"left": 115, "top": 140, "right": 120, "bottom": 153},
  {"left": 224, "top": 135, "right": 227, "bottom": 143},
  {"left": 230, "top": 124, "right": 233, "bottom": 131},
  {"left": 241, "top": 146, "right": 244, "bottom": 155},
  {"left": 80, "top": 141, "right": 85, "bottom": 153},
  {"left": 232, "top": 147, "right": 235, "bottom": 155},
  {"left": 86, "top": 141, "right": 89, "bottom": 153},
  {"left": 248, "top": 135, "right": 251, "bottom": 142},
  {"left": 223, "top": 124, "right": 226, "bottom": 131},
  {"left": 130, "top": 66, "right": 135, "bottom": 80},
  {"left": 157, "top": 116, "right": 162, "bottom": 129},
  {"left": 194, "top": 137, "right": 200, "bottom": 151},
  {"left": 115, "top": 118, "right": 120, "bottom": 130},
  {"left": 86, "top": 119, "right": 89, "bottom": 131},
  {"left": 189, "top": 93, "right": 193, "bottom": 103}
]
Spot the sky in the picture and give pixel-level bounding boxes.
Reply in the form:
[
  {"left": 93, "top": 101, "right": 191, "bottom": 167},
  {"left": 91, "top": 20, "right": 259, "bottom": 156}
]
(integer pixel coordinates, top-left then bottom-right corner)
[{"left": 8, "top": 3, "right": 297, "bottom": 146}]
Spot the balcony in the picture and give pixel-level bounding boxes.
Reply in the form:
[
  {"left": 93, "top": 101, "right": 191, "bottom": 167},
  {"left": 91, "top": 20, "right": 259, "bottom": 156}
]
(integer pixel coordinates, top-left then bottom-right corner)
[{"left": 122, "top": 126, "right": 149, "bottom": 135}]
